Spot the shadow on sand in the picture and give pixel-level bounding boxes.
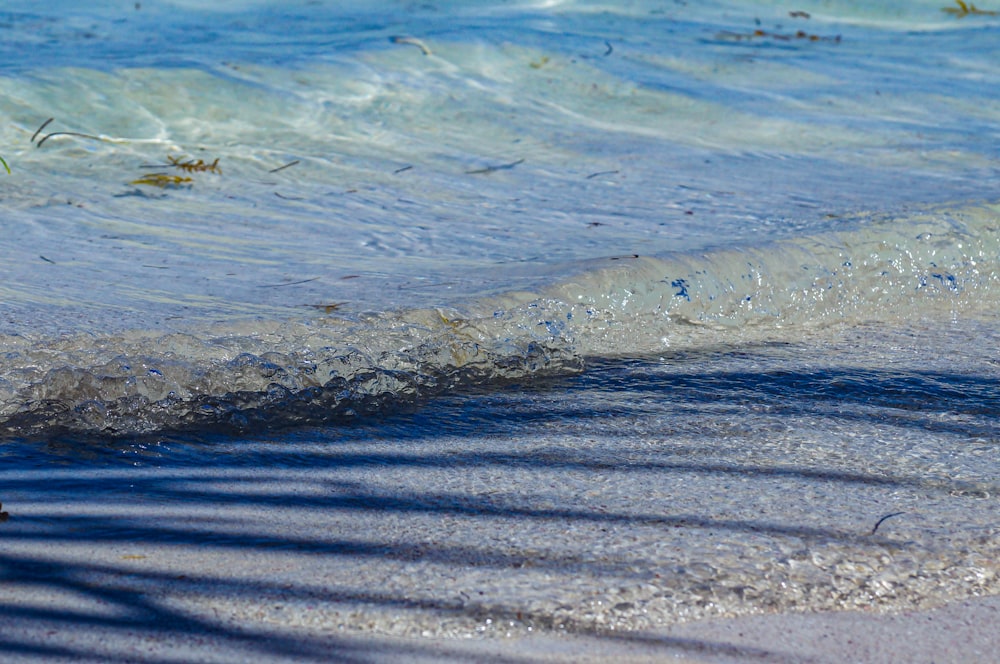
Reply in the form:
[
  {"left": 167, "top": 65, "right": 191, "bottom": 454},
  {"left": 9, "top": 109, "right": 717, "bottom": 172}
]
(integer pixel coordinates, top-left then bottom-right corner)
[{"left": 1, "top": 354, "right": 998, "bottom": 662}]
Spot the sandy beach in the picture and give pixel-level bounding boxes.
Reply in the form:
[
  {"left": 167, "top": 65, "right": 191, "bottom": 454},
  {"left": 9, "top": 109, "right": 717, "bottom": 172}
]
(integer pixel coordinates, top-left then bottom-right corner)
[
  {"left": 1, "top": 482, "right": 996, "bottom": 664},
  {"left": 4, "top": 590, "right": 999, "bottom": 663},
  {"left": 3, "top": 337, "right": 998, "bottom": 663}
]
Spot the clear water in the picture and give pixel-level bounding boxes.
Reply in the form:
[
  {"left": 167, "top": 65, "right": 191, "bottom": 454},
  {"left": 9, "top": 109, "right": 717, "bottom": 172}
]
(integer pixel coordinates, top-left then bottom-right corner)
[
  {"left": 1, "top": 0, "right": 999, "bottom": 647},
  {"left": 2, "top": 0, "right": 1000, "bottom": 434}
]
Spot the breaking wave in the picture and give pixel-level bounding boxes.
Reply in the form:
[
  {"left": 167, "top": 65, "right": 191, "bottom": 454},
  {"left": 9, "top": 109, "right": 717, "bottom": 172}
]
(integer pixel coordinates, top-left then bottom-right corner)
[{"left": 2, "top": 203, "right": 997, "bottom": 438}]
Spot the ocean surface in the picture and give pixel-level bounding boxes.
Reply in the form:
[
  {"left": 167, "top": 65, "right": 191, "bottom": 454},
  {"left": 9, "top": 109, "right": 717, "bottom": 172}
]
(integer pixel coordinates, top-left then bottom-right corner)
[{"left": 1, "top": 0, "right": 999, "bottom": 645}]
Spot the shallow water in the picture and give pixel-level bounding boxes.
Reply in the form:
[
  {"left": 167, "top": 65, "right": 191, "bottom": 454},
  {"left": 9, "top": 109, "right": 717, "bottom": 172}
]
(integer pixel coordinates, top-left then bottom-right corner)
[
  {"left": 1, "top": 0, "right": 999, "bottom": 645},
  {"left": 2, "top": 1, "right": 999, "bottom": 340}
]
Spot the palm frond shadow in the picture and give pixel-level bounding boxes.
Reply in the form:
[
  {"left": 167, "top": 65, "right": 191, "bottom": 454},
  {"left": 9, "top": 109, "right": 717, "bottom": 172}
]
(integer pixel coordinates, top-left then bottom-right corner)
[{"left": 1, "top": 355, "right": 997, "bottom": 661}]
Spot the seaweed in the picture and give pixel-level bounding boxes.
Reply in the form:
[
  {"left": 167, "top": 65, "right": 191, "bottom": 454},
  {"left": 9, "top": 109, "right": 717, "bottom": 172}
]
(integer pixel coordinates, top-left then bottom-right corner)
[
  {"left": 389, "top": 35, "right": 431, "bottom": 55},
  {"left": 942, "top": 0, "right": 998, "bottom": 16},
  {"left": 465, "top": 158, "right": 525, "bottom": 175},
  {"left": 31, "top": 117, "right": 53, "bottom": 142},
  {"left": 870, "top": 511, "right": 906, "bottom": 535},
  {"left": 130, "top": 173, "right": 193, "bottom": 188},
  {"left": 166, "top": 155, "right": 221, "bottom": 174},
  {"left": 32, "top": 117, "right": 105, "bottom": 148},
  {"left": 0, "top": 156, "right": 9, "bottom": 174},
  {"left": 260, "top": 276, "right": 320, "bottom": 288},
  {"left": 268, "top": 159, "right": 300, "bottom": 173},
  {"left": 131, "top": 154, "right": 222, "bottom": 188},
  {"left": 715, "top": 29, "right": 841, "bottom": 43},
  {"left": 308, "top": 302, "right": 348, "bottom": 314}
]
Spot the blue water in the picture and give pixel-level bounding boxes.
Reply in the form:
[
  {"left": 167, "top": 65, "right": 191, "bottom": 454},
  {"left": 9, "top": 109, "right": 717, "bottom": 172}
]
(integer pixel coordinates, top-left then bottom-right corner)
[{"left": 0, "top": 0, "right": 998, "bottom": 436}]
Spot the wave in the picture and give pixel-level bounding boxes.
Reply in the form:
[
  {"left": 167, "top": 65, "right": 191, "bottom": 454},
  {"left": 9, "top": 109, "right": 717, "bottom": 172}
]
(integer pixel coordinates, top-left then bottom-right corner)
[{"left": 2, "top": 202, "right": 997, "bottom": 439}]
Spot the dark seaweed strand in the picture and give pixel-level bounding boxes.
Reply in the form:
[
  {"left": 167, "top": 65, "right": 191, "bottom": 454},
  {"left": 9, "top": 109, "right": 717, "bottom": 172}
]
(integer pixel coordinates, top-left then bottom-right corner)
[
  {"left": 269, "top": 160, "right": 300, "bottom": 173},
  {"left": 30, "top": 117, "right": 54, "bottom": 143},
  {"left": 36, "top": 131, "right": 104, "bottom": 148},
  {"left": 870, "top": 511, "right": 906, "bottom": 535}
]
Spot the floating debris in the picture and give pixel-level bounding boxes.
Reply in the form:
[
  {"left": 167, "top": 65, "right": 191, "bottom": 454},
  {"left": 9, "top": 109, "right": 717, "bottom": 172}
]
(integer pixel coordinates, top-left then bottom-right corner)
[
  {"left": 716, "top": 29, "right": 841, "bottom": 43},
  {"left": 307, "top": 302, "right": 348, "bottom": 314},
  {"left": 870, "top": 511, "right": 906, "bottom": 535},
  {"left": 942, "top": 0, "right": 998, "bottom": 16},
  {"left": 260, "top": 276, "right": 321, "bottom": 288},
  {"left": 389, "top": 35, "right": 432, "bottom": 56},
  {"left": 31, "top": 117, "right": 54, "bottom": 143},
  {"left": 132, "top": 154, "right": 222, "bottom": 188},
  {"left": 465, "top": 158, "right": 525, "bottom": 175},
  {"left": 269, "top": 159, "right": 300, "bottom": 173},
  {"left": 130, "top": 173, "right": 193, "bottom": 188},
  {"left": 166, "top": 155, "right": 221, "bottom": 174},
  {"left": 32, "top": 117, "right": 106, "bottom": 148}
]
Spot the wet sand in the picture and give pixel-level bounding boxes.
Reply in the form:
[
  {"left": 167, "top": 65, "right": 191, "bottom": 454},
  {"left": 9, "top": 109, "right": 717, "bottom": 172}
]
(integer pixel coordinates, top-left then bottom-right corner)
[
  {"left": 3, "top": 592, "right": 999, "bottom": 663},
  {"left": 1, "top": 480, "right": 997, "bottom": 664},
  {"left": 2, "top": 331, "right": 998, "bottom": 662}
]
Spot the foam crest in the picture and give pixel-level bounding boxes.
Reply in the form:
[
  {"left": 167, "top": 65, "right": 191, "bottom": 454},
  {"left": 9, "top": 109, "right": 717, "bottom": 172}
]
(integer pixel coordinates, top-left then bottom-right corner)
[{"left": 1, "top": 203, "right": 996, "bottom": 438}]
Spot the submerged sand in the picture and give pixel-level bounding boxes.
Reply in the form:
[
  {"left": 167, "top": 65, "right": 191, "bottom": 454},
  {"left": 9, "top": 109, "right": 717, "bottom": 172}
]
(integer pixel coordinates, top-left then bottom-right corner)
[{"left": 1, "top": 320, "right": 998, "bottom": 662}]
